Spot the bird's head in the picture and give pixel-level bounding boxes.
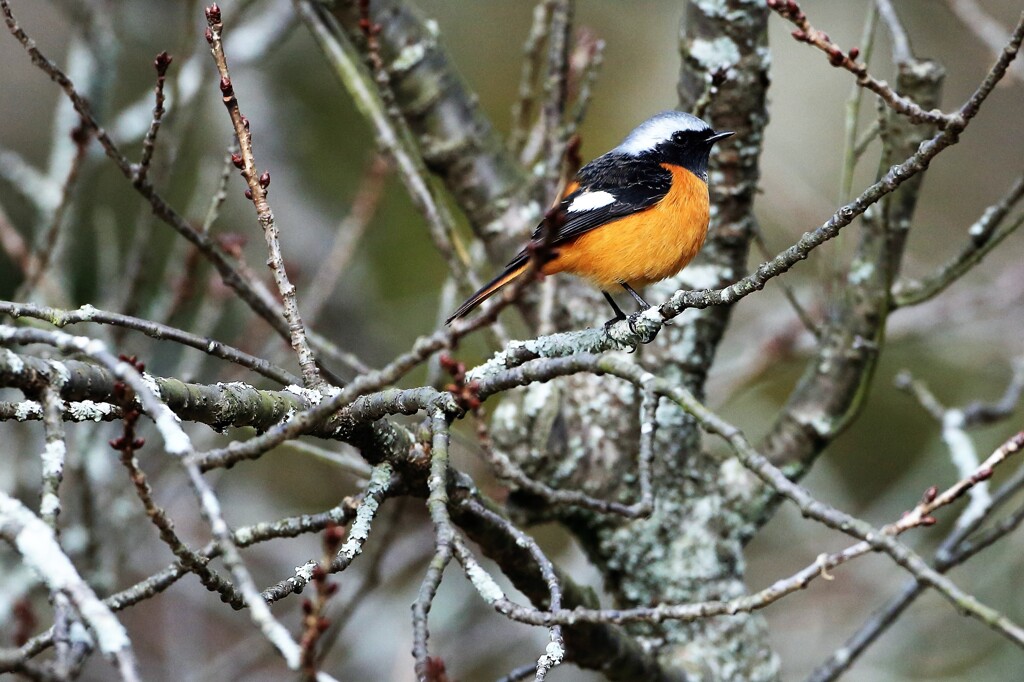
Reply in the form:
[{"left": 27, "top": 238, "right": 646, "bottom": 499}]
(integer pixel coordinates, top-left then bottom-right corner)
[{"left": 612, "top": 111, "right": 733, "bottom": 180}]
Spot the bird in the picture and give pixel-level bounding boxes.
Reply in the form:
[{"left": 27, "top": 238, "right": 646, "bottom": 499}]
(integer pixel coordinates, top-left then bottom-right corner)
[{"left": 445, "top": 111, "right": 732, "bottom": 327}]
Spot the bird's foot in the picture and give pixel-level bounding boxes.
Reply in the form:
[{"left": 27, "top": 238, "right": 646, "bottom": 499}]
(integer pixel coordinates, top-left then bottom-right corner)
[
  {"left": 603, "top": 312, "right": 627, "bottom": 331},
  {"left": 603, "top": 312, "right": 658, "bottom": 351},
  {"left": 628, "top": 312, "right": 661, "bottom": 344}
]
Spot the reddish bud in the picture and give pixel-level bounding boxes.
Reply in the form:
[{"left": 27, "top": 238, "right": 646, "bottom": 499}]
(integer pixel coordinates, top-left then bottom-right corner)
[
  {"left": 154, "top": 51, "right": 173, "bottom": 76},
  {"left": 219, "top": 76, "right": 233, "bottom": 97},
  {"left": 791, "top": 29, "right": 808, "bottom": 42},
  {"left": 70, "top": 123, "right": 90, "bottom": 145},
  {"left": 324, "top": 582, "right": 339, "bottom": 596},
  {"left": 311, "top": 565, "right": 327, "bottom": 582},
  {"left": 848, "top": 46, "right": 860, "bottom": 60},
  {"left": 204, "top": 27, "right": 213, "bottom": 44},
  {"left": 241, "top": 115, "right": 249, "bottom": 130},
  {"left": 244, "top": 188, "right": 253, "bottom": 200},
  {"left": 920, "top": 515, "right": 937, "bottom": 526},
  {"left": 324, "top": 523, "right": 345, "bottom": 544},
  {"left": 425, "top": 657, "right": 447, "bottom": 677},
  {"left": 301, "top": 599, "right": 314, "bottom": 615},
  {"left": 974, "top": 467, "right": 994, "bottom": 482},
  {"left": 231, "top": 153, "right": 243, "bottom": 169},
  {"left": 258, "top": 171, "right": 270, "bottom": 189},
  {"left": 317, "top": 617, "right": 330, "bottom": 632},
  {"left": 132, "top": 438, "right": 146, "bottom": 450},
  {"left": 205, "top": 4, "right": 221, "bottom": 24},
  {"left": 828, "top": 47, "right": 845, "bottom": 66},
  {"left": 922, "top": 485, "right": 938, "bottom": 503}
]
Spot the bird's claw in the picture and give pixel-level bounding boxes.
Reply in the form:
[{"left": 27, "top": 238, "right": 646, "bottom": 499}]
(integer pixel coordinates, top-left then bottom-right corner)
[
  {"left": 627, "top": 312, "right": 641, "bottom": 336},
  {"left": 602, "top": 312, "right": 658, "bottom": 351}
]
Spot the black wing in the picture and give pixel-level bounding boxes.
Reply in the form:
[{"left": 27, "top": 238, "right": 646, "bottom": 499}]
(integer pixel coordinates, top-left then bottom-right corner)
[{"left": 508, "top": 153, "right": 672, "bottom": 268}]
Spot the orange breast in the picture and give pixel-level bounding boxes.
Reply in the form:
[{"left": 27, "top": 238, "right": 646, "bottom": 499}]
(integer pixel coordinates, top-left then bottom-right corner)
[{"left": 545, "top": 164, "right": 709, "bottom": 290}]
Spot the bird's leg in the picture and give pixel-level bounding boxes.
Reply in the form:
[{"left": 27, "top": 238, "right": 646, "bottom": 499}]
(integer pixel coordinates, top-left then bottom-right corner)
[
  {"left": 602, "top": 291, "right": 628, "bottom": 329},
  {"left": 618, "top": 282, "right": 661, "bottom": 340},
  {"left": 620, "top": 281, "right": 671, "bottom": 337},
  {"left": 620, "top": 282, "right": 650, "bottom": 310}
]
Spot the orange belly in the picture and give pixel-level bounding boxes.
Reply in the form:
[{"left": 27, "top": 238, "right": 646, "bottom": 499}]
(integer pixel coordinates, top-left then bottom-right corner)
[{"left": 544, "top": 164, "right": 709, "bottom": 290}]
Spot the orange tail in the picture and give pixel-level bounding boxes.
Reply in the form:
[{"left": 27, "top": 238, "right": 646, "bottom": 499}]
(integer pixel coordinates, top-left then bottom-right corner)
[{"left": 445, "top": 264, "right": 527, "bottom": 324}]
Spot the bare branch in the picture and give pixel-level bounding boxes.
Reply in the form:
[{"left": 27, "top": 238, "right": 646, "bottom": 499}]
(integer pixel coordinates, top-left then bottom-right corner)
[{"left": 204, "top": 6, "right": 323, "bottom": 389}]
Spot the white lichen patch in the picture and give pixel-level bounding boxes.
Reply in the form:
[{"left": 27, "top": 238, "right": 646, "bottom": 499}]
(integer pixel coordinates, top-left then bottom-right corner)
[
  {"left": 689, "top": 36, "right": 740, "bottom": 70},
  {"left": 151, "top": 408, "right": 191, "bottom": 456},
  {"left": 50, "top": 360, "right": 71, "bottom": 388},
  {"left": 13, "top": 401, "right": 41, "bottom": 421},
  {"left": 290, "top": 560, "right": 318, "bottom": 586},
  {"left": 465, "top": 561, "right": 505, "bottom": 604},
  {"left": 74, "top": 304, "right": 98, "bottom": 321},
  {"left": 338, "top": 495, "right": 379, "bottom": 560},
  {"left": 522, "top": 382, "right": 555, "bottom": 418},
  {"left": 537, "top": 640, "right": 565, "bottom": 671},
  {"left": 39, "top": 493, "right": 61, "bottom": 520},
  {"left": 1, "top": 348, "right": 25, "bottom": 374},
  {"left": 392, "top": 41, "right": 427, "bottom": 73},
  {"left": 283, "top": 384, "right": 322, "bottom": 406},
  {"left": 41, "top": 440, "right": 65, "bottom": 478},
  {"left": 68, "top": 400, "right": 116, "bottom": 422},
  {"left": 139, "top": 372, "right": 163, "bottom": 400}
]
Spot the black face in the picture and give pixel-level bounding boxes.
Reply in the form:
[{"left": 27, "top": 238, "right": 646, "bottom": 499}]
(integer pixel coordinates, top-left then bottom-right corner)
[{"left": 654, "top": 128, "right": 732, "bottom": 180}]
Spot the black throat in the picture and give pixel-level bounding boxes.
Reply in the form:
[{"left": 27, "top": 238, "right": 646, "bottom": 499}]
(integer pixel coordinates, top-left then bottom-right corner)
[{"left": 652, "top": 140, "right": 712, "bottom": 183}]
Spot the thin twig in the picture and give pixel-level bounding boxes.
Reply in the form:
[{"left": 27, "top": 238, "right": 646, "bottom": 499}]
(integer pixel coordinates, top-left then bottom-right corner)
[
  {"left": 204, "top": 5, "right": 323, "bottom": 390},
  {"left": 15, "top": 121, "right": 91, "bottom": 301},
  {"left": 0, "top": 492, "right": 140, "bottom": 682},
  {"left": 0, "top": 0, "right": 300, "bottom": 348},
  {"left": 7, "top": 498, "right": 363, "bottom": 665},
  {"left": 0, "top": 299, "right": 300, "bottom": 385},
  {"left": 37, "top": 384, "right": 66, "bottom": 530},
  {"left": 874, "top": 0, "right": 912, "bottom": 65},
  {"left": 769, "top": 0, "right": 948, "bottom": 126},
  {"left": 413, "top": 408, "right": 456, "bottom": 679},
  {"left": 260, "top": 464, "right": 392, "bottom": 603},
  {"left": 0, "top": 324, "right": 327, "bottom": 678},
  {"left": 893, "top": 173, "right": 1024, "bottom": 307},
  {"left": 467, "top": 354, "right": 1024, "bottom": 647},
  {"left": 750, "top": 222, "right": 821, "bottom": 338},
  {"left": 510, "top": 1, "right": 553, "bottom": 155},
  {"left": 295, "top": 0, "right": 478, "bottom": 297},
  {"left": 838, "top": 1, "right": 877, "bottom": 205},
  {"left": 946, "top": 0, "right": 1024, "bottom": 82},
  {"left": 133, "top": 51, "right": 172, "bottom": 187}
]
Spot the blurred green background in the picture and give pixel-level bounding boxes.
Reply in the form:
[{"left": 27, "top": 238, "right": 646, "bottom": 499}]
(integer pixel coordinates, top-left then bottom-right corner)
[{"left": 1, "top": 1, "right": 1023, "bottom": 680}]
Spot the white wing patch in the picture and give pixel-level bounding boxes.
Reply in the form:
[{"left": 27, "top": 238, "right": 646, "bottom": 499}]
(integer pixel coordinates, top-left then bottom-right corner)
[{"left": 566, "top": 191, "right": 616, "bottom": 213}]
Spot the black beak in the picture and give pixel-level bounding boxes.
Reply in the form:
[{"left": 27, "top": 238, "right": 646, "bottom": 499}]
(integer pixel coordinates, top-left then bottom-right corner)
[{"left": 706, "top": 130, "right": 734, "bottom": 144}]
